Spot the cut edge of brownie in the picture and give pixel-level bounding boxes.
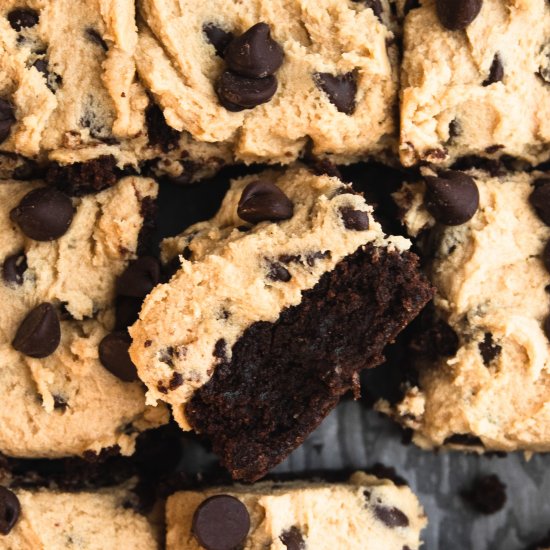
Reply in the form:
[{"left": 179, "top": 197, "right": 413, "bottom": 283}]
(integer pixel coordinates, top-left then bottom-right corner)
[{"left": 185, "top": 243, "right": 433, "bottom": 482}]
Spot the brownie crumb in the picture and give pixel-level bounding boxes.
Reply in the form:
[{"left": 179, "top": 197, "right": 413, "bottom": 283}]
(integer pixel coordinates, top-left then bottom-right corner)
[{"left": 460, "top": 474, "right": 507, "bottom": 514}]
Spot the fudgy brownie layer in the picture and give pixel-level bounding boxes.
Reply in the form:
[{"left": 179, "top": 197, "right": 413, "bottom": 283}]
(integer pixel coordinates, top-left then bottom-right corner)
[{"left": 186, "top": 244, "right": 433, "bottom": 482}]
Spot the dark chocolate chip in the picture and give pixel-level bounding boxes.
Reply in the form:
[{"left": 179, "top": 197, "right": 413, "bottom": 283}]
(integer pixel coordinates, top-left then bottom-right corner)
[
  {"left": 2, "top": 252, "right": 27, "bottom": 286},
  {"left": 225, "top": 23, "right": 283, "bottom": 78},
  {"left": 114, "top": 296, "right": 142, "bottom": 331},
  {"left": 461, "top": 474, "right": 507, "bottom": 514},
  {"left": 12, "top": 303, "right": 60, "bottom": 358},
  {"left": 168, "top": 372, "right": 184, "bottom": 390},
  {"left": 10, "top": 187, "right": 74, "bottom": 241},
  {"left": 543, "top": 240, "right": 550, "bottom": 273},
  {"left": 237, "top": 180, "right": 294, "bottom": 223},
  {"left": 32, "top": 59, "right": 62, "bottom": 93},
  {"left": 7, "top": 9, "right": 39, "bottom": 31},
  {"left": 192, "top": 495, "right": 250, "bottom": 550},
  {"left": 482, "top": 53, "right": 504, "bottom": 86},
  {"left": 0, "top": 99, "right": 15, "bottom": 144},
  {"left": 478, "top": 332, "right": 502, "bottom": 366},
  {"left": 53, "top": 394, "right": 68, "bottom": 410},
  {"left": 374, "top": 505, "right": 409, "bottom": 528},
  {"left": 448, "top": 119, "right": 462, "bottom": 141},
  {"left": 116, "top": 256, "right": 161, "bottom": 299},
  {"left": 159, "top": 347, "right": 175, "bottom": 368},
  {"left": 544, "top": 315, "right": 550, "bottom": 342},
  {"left": 85, "top": 28, "right": 108, "bottom": 51},
  {"left": 216, "top": 70, "right": 278, "bottom": 111},
  {"left": 424, "top": 170, "right": 479, "bottom": 225},
  {"left": 267, "top": 262, "right": 292, "bottom": 282},
  {"left": 306, "top": 250, "right": 331, "bottom": 266},
  {"left": 0, "top": 487, "right": 20, "bottom": 535},
  {"left": 340, "top": 207, "right": 370, "bottom": 231},
  {"left": 203, "top": 23, "right": 234, "bottom": 57},
  {"left": 435, "top": 0, "right": 482, "bottom": 30},
  {"left": 280, "top": 526, "right": 305, "bottom": 550},
  {"left": 314, "top": 71, "right": 357, "bottom": 115},
  {"left": 529, "top": 179, "right": 550, "bottom": 226},
  {"left": 98, "top": 332, "right": 139, "bottom": 382}
]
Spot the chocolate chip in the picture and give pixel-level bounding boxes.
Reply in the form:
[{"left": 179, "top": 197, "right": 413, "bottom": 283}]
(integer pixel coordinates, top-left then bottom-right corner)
[
  {"left": 192, "top": 495, "right": 250, "bottom": 550},
  {"left": 544, "top": 315, "right": 550, "bottom": 341},
  {"left": 280, "top": 526, "right": 305, "bottom": 550},
  {"left": 85, "top": 28, "right": 108, "bottom": 51},
  {"left": 543, "top": 240, "right": 550, "bottom": 273},
  {"left": 10, "top": 187, "right": 74, "bottom": 241},
  {"left": 32, "top": 59, "right": 62, "bottom": 93},
  {"left": 12, "top": 303, "right": 60, "bottom": 358},
  {"left": 237, "top": 180, "right": 294, "bottom": 223},
  {"left": 461, "top": 474, "right": 507, "bottom": 514},
  {"left": 314, "top": 72, "right": 357, "bottom": 115},
  {"left": 7, "top": 9, "right": 39, "bottom": 31},
  {"left": 482, "top": 54, "right": 504, "bottom": 86},
  {"left": 114, "top": 296, "right": 142, "bottom": 331},
  {"left": 425, "top": 170, "right": 479, "bottom": 225},
  {"left": 448, "top": 119, "right": 462, "bottom": 141},
  {"left": 2, "top": 252, "right": 27, "bottom": 286},
  {"left": 0, "top": 99, "right": 15, "bottom": 144},
  {"left": 216, "top": 70, "right": 278, "bottom": 111},
  {"left": 0, "top": 487, "right": 20, "bottom": 535},
  {"left": 306, "top": 250, "right": 331, "bottom": 266},
  {"left": 340, "top": 207, "right": 370, "bottom": 231},
  {"left": 225, "top": 23, "right": 283, "bottom": 78},
  {"left": 530, "top": 179, "right": 550, "bottom": 226},
  {"left": 53, "top": 395, "right": 68, "bottom": 410},
  {"left": 168, "top": 372, "right": 184, "bottom": 390},
  {"left": 203, "top": 23, "right": 234, "bottom": 57},
  {"left": 478, "top": 332, "right": 502, "bottom": 366},
  {"left": 116, "top": 256, "right": 161, "bottom": 299},
  {"left": 374, "top": 505, "right": 409, "bottom": 528},
  {"left": 98, "top": 332, "right": 139, "bottom": 383},
  {"left": 267, "top": 262, "right": 292, "bottom": 282},
  {"left": 435, "top": 0, "right": 482, "bottom": 30}
]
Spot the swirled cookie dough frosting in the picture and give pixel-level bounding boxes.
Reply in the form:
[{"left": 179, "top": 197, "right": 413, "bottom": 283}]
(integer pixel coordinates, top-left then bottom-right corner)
[
  {"left": 0, "top": 176, "right": 167, "bottom": 458},
  {"left": 399, "top": 0, "right": 550, "bottom": 167},
  {"left": 0, "top": 484, "right": 159, "bottom": 549},
  {"left": 135, "top": 0, "right": 399, "bottom": 164},
  {"left": 0, "top": 0, "right": 231, "bottom": 179},
  {"left": 130, "top": 166, "right": 432, "bottom": 480},
  {"left": 380, "top": 168, "right": 550, "bottom": 452},
  {"left": 166, "top": 472, "right": 427, "bottom": 550}
]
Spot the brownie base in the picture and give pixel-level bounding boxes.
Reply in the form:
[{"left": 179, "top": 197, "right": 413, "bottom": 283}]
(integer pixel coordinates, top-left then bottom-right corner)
[{"left": 185, "top": 244, "right": 433, "bottom": 482}]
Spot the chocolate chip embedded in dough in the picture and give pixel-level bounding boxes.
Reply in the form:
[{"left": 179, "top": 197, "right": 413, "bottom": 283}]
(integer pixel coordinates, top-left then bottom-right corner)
[
  {"left": 10, "top": 187, "right": 74, "bottom": 241},
  {"left": 424, "top": 170, "right": 479, "bottom": 226},
  {"left": 280, "top": 526, "right": 305, "bottom": 550},
  {"left": 340, "top": 207, "right": 370, "bottom": 231},
  {"left": 12, "top": 303, "right": 60, "bottom": 358},
  {"left": 191, "top": 495, "right": 250, "bottom": 550},
  {"left": 225, "top": 23, "right": 283, "bottom": 78},
  {"left": 2, "top": 252, "right": 27, "bottom": 286},
  {"left": 314, "top": 72, "right": 358, "bottom": 115},
  {"left": 216, "top": 71, "right": 278, "bottom": 111},
  {"left": 478, "top": 332, "right": 502, "bottom": 366},
  {"left": 85, "top": 28, "right": 108, "bottom": 51},
  {"left": 203, "top": 23, "right": 234, "bottom": 58},
  {"left": 237, "top": 180, "right": 294, "bottom": 223},
  {"left": 530, "top": 179, "right": 550, "bottom": 226},
  {"left": 435, "top": 0, "right": 483, "bottom": 31},
  {"left": 7, "top": 9, "right": 39, "bottom": 31},
  {"left": 0, "top": 100, "right": 15, "bottom": 144},
  {"left": 116, "top": 256, "right": 161, "bottom": 299},
  {"left": 99, "top": 332, "right": 139, "bottom": 383},
  {"left": 373, "top": 505, "right": 409, "bottom": 528},
  {"left": 267, "top": 262, "right": 292, "bottom": 282},
  {"left": 0, "top": 486, "right": 21, "bottom": 535},
  {"left": 482, "top": 53, "right": 504, "bottom": 86}
]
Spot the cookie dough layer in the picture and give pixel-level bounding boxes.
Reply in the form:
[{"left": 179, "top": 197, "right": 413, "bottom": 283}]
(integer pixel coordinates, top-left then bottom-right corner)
[
  {"left": 0, "top": 176, "right": 167, "bottom": 458},
  {"left": 399, "top": 0, "right": 550, "bottom": 167},
  {"left": 166, "top": 472, "right": 427, "bottom": 550},
  {"left": 136, "top": 0, "right": 399, "bottom": 164},
  {"left": 381, "top": 169, "right": 550, "bottom": 452},
  {"left": 131, "top": 166, "right": 410, "bottom": 427},
  {"left": 0, "top": 485, "right": 158, "bottom": 550},
  {"left": 0, "top": 1, "right": 231, "bottom": 177}
]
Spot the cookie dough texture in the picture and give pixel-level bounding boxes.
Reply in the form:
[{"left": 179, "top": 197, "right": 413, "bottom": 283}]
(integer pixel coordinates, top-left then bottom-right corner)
[
  {"left": 399, "top": 0, "right": 550, "bottom": 166},
  {"left": 382, "top": 170, "right": 550, "bottom": 452},
  {"left": 130, "top": 166, "right": 410, "bottom": 428},
  {"left": 136, "top": 0, "right": 399, "bottom": 164},
  {"left": 166, "top": 472, "right": 427, "bottom": 550},
  {"left": 0, "top": 0, "right": 231, "bottom": 176},
  {"left": 0, "top": 485, "right": 158, "bottom": 550},
  {"left": 0, "top": 176, "right": 167, "bottom": 458}
]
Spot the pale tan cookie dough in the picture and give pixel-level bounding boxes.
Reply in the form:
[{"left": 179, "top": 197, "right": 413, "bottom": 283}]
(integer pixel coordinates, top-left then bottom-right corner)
[
  {"left": 129, "top": 165, "right": 410, "bottom": 429},
  {"left": 379, "top": 169, "right": 550, "bottom": 452},
  {"left": 0, "top": 0, "right": 231, "bottom": 177},
  {"left": 0, "top": 484, "right": 159, "bottom": 550},
  {"left": 135, "top": 0, "right": 399, "bottom": 164},
  {"left": 399, "top": 0, "right": 550, "bottom": 166},
  {"left": 0, "top": 176, "right": 167, "bottom": 458},
  {"left": 166, "top": 472, "right": 427, "bottom": 550}
]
